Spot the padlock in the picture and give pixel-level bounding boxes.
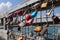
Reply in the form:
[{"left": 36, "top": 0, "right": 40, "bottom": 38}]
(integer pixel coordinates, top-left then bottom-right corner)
[
  {"left": 11, "top": 13, "right": 16, "bottom": 17},
  {"left": 18, "top": 22, "right": 25, "bottom": 27},
  {"left": 30, "top": 10, "right": 37, "bottom": 17},
  {"left": 17, "top": 36, "right": 23, "bottom": 40},
  {"left": 34, "top": 26, "right": 42, "bottom": 32},
  {"left": 26, "top": 14, "right": 31, "bottom": 20},
  {"left": 15, "top": 10, "right": 22, "bottom": 14},
  {"left": 26, "top": 18, "right": 34, "bottom": 24},
  {"left": 52, "top": 15, "right": 60, "bottom": 23},
  {"left": 41, "top": 2, "right": 47, "bottom": 8},
  {"left": 46, "top": 12, "right": 51, "bottom": 16}
]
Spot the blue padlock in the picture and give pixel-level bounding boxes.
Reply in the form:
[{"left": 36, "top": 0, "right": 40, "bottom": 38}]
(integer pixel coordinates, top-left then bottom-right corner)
[{"left": 30, "top": 10, "right": 37, "bottom": 17}]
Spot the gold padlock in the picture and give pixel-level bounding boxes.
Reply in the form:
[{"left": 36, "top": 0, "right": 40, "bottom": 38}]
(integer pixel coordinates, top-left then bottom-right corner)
[
  {"left": 17, "top": 36, "right": 23, "bottom": 40},
  {"left": 34, "top": 26, "right": 42, "bottom": 32},
  {"left": 41, "top": 2, "right": 48, "bottom": 8}
]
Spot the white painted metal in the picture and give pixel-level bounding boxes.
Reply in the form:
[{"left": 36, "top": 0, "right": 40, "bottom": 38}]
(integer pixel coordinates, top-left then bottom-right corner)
[{"left": 7, "top": 0, "right": 39, "bottom": 13}]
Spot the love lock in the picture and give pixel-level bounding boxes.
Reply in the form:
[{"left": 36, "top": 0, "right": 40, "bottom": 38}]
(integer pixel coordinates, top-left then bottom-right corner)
[
  {"left": 34, "top": 25, "right": 42, "bottom": 32},
  {"left": 26, "top": 18, "right": 34, "bottom": 24},
  {"left": 41, "top": 2, "right": 48, "bottom": 8},
  {"left": 30, "top": 10, "right": 37, "bottom": 17},
  {"left": 52, "top": 15, "right": 60, "bottom": 23},
  {"left": 15, "top": 10, "right": 22, "bottom": 14},
  {"left": 26, "top": 14, "right": 31, "bottom": 20},
  {"left": 18, "top": 21, "right": 25, "bottom": 27},
  {"left": 46, "top": 12, "right": 51, "bottom": 16},
  {"left": 17, "top": 36, "right": 24, "bottom": 40}
]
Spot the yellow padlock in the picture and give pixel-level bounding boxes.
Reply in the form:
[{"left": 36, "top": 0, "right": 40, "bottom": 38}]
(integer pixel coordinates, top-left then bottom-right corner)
[
  {"left": 34, "top": 26, "right": 42, "bottom": 32},
  {"left": 17, "top": 36, "right": 23, "bottom": 40},
  {"left": 41, "top": 2, "right": 47, "bottom": 8}
]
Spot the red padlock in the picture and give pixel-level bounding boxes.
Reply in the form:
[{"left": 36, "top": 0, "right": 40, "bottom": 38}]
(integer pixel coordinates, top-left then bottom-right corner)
[
  {"left": 15, "top": 10, "right": 22, "bottom": 14},
  {"left": 26, "top": 14, "right": 31, "bottom": 20}
]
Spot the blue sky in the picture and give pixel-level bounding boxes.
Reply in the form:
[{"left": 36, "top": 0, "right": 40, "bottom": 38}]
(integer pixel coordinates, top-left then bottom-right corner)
[
  {"left": 42, "top": 7, "right": 60, "bottom": 16},
  {"left": 0, "top": 0, "right": 60, "bottom": 16},
  {"left": 0, "top": 0, "right": 25, "bottom": 14},
  {"left": 0, "top": 0, "right": 24, "bottom": 7}
]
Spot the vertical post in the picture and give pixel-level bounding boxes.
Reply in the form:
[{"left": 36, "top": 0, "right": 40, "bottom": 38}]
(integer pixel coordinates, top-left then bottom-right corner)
[
  {"left": 3, "top": 17, "right": 7, "bottom": 40},
  {"left": 52, "top": 9, "right": 55, "bottom": 40},
  {"left": 40, "top": 10, "right": 42, "bottom": 23},
  {"left": 46, "top": 9, "right": 48, "bottom": 39},
  {"left": 51, "top": 0, "right": 55, "bottom": 40},
  {"left": 3, "top": 13, "right": 5, "bottom": 29}
]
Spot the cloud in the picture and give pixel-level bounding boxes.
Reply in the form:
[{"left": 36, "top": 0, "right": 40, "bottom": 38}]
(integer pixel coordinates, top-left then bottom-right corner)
[
  {"left": 0, "top": 1, "right": 12, "bottom": 14},
  {"left": 6, "top": 2, "right": 12, "bottom": 8}
]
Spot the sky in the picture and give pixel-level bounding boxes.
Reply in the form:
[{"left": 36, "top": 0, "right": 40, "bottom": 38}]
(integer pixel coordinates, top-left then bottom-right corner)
[
  {"left": 42, "top": 7, "right": 60, "bottom": 17},
  {"left": 0, "top": 0, "right": 60, "bottom": 16},
  {"left": 0, "top": 0, "right": 25, "bottom": 14}
]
